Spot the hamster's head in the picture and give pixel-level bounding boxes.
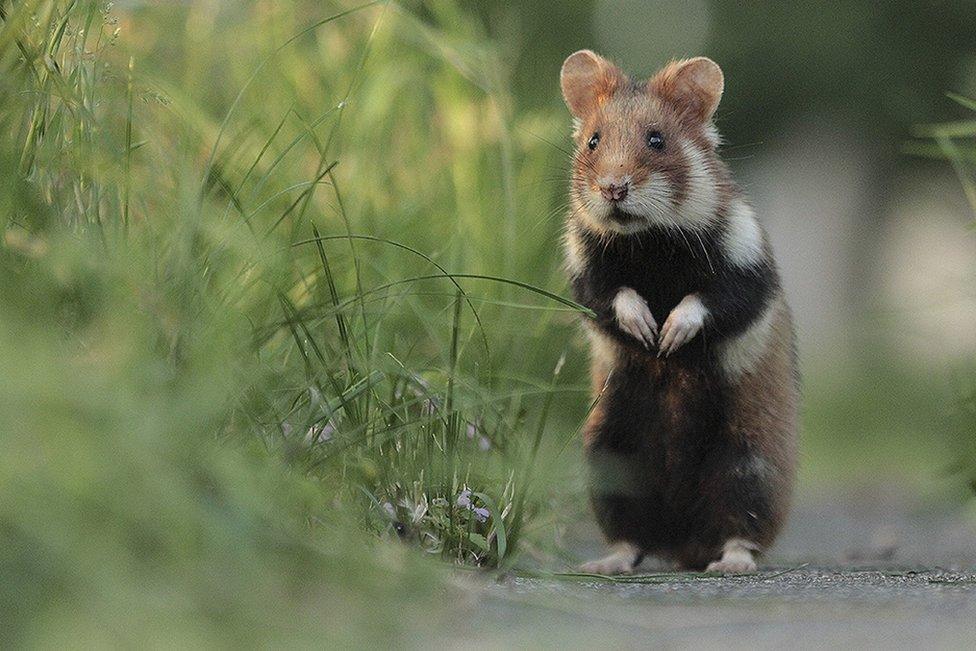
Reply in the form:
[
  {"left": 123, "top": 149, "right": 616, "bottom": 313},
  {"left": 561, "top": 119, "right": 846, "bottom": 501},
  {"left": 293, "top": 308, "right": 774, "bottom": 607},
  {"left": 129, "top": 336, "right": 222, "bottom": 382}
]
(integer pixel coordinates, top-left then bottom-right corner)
[{"left": 560, "top": 50, "right": 725, "bottom": 234}]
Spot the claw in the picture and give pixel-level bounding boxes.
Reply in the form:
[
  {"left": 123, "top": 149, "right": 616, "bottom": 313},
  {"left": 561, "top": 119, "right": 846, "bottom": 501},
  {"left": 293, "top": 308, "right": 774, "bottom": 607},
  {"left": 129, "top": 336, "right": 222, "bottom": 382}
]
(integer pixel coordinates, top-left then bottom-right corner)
[
  {"left": 612, "top": 287, "right": 658, "bottom": 350},
  {"left": 657, "top": 294, "right": 706, "bottom": 357}
]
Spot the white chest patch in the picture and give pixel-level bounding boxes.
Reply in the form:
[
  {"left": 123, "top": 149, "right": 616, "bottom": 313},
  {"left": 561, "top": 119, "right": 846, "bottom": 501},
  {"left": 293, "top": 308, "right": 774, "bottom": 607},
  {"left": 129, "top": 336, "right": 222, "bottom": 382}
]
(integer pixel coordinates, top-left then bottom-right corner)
[
  {"left": 722, "top": 200, "right": 764, "bottom": 268},
  {"left": 676, "top": 140, "right": 719, "bottom": 228},
  {"left": 718, "top": 299, "right": 777, "bottom": 379},
  {"left": 625, "top": 174, "right": 676, "bottom": 230}
]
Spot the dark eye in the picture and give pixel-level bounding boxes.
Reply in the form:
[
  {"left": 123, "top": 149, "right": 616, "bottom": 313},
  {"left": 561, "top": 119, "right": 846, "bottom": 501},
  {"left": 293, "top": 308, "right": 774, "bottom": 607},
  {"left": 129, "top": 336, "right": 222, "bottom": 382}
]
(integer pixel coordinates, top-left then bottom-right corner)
[
  {"left": 587, "top": 132, "right": 600, "bottom": 150},
  {"left": 646, "top": 131, "right": 665, "bottom": 151}
]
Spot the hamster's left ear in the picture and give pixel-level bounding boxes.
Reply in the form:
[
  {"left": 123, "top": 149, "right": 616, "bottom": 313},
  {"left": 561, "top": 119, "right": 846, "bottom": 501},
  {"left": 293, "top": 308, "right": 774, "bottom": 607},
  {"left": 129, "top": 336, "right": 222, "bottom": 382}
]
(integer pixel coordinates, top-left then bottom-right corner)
[
  {"left": 560, "top": 50, "right": 626, "bottom": 118},
  {"left": 648, "top": 57, "right": 724, "bottom": 123}
]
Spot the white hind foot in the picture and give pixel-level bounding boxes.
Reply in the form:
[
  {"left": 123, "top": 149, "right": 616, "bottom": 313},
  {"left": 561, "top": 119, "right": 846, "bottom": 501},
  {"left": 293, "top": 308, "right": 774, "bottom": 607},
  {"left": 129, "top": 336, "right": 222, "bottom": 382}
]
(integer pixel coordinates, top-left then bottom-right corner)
[
  {"left": 706, "top": 539, "right": 758, "bottom": 574},
  {"left": 580, "top": 541, "right": 642, "bottom": 575}
]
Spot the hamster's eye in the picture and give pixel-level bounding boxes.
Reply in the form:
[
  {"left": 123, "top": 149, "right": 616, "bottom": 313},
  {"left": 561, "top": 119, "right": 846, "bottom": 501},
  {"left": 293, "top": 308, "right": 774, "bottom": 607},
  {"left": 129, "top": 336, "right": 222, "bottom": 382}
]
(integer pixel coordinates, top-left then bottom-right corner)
[
  {"left": 587, "top": 132, "right": 600, "bottom": 150},
  {"left": 646, "top": 131, "right": 665, "bottom": 151}
]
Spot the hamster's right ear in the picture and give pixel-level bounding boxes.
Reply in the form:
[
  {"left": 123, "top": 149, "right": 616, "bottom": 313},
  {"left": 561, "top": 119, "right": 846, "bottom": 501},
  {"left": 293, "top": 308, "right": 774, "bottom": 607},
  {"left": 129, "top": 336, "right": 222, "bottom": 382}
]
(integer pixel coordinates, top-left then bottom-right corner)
[{"left": 560, "top": 50, "right": 625, "bottom": 118}]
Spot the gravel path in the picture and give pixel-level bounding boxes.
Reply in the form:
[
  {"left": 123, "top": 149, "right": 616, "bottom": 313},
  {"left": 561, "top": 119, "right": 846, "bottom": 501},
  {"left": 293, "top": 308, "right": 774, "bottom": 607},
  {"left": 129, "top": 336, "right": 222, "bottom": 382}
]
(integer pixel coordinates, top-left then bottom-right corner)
[{"left": 472, "top": 488, "right": 976, "bottom": 649}]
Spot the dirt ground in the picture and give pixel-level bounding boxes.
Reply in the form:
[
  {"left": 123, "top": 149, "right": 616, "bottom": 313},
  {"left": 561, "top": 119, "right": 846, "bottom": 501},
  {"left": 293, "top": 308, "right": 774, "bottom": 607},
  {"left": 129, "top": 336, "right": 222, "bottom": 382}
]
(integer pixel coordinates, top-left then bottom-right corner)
[{"left": 470, "top": 487, "right": 976, "bottom": 649}]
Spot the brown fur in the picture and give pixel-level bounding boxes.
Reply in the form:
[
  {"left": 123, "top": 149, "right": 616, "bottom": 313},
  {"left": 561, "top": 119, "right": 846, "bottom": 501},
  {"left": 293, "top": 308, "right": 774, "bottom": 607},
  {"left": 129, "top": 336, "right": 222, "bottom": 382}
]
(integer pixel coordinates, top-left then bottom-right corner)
[
  {"left": 561, "top": 51, "right": 798, "bottom": 571},
  {"left": 582, "top": 325, "right": 614, "bottom": 448},
  {"left": 673, "top": 296, "right": 798, "bottom": 567},
  {"left": 581, "top": 298, "right": 798, "bottom": 568},
  {"left": 724, "top": 298, "right": 798, "bottom": 534},
  {"left": 562, "top": 52, "right": 735, "bottom": 237},
  {"left": 646, "top": 57, "right": 724, "bottom": 124},
  {"left": 561, "top": 50, "right": 628, "bottom": 118}
]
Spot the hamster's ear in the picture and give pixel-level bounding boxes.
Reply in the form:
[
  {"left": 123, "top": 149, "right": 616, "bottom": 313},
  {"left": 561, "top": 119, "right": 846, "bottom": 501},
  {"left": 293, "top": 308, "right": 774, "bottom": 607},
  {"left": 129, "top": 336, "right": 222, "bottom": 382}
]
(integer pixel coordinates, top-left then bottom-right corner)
[
  {"left": 648, "top": 57, "right": 724, "bottom": 123},
  {"left": 560, "top": 50, "right": 626, "bottom": 118}
]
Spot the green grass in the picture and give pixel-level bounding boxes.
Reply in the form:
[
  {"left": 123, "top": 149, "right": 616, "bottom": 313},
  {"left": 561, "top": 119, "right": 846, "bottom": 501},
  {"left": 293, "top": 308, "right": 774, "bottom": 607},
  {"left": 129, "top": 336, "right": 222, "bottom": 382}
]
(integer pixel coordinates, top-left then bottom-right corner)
[
  {"left": 0, "top": 0, "right": 594, "bottom": 643},
  {"left": 2, "top": 0, "right": 971, "bottom": 645}
]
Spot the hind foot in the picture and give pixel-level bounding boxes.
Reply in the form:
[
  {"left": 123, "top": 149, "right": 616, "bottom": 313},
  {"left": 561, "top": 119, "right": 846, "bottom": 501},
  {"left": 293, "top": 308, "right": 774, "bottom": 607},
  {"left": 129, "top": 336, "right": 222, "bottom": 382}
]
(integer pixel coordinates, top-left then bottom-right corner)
[
  {"left": 580, "top": 541, "right": 642, "bottom": 575},
  {"left": 706, "top": 539, "right": 758, "bottom": 574}
]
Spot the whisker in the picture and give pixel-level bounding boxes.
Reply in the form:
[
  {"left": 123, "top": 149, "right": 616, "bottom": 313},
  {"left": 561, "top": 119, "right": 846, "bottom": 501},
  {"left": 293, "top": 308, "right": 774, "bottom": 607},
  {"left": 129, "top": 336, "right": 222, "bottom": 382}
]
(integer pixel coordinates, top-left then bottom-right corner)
[{"left": 692, "top": 230, "right": 715, "bottom": 274}]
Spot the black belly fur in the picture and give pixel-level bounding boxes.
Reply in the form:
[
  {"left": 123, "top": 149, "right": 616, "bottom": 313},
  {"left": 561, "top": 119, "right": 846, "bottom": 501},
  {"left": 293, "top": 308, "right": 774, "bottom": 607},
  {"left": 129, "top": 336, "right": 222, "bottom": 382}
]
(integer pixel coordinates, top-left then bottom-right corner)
[
  {"left": 570, "top": 223, "right": 778, "bottom": 354},
  {"left": 586, "top": 354, "right": 753, "bottom": 562},
  {"left": 573, "top": 224, "right": 784, "bottom": 567}
]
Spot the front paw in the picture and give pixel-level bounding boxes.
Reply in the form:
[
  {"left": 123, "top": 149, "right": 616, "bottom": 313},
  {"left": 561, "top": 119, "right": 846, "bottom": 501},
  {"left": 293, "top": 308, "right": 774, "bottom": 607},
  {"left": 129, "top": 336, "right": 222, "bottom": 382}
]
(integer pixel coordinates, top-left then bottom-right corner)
[
  {"left": 612, "top": 287, "right": 658, "bottom": 349},
  {"left": 658, "top": 294, "right": 707, "bottom": 357}
]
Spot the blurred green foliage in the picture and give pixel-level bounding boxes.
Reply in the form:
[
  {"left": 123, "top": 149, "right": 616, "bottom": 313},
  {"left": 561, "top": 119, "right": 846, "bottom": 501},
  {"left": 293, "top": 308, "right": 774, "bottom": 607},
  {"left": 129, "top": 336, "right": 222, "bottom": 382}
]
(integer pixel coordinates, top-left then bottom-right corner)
[
  {"left": 463, "top": 0, "right": 976, "bottom": 140},
  {"left": 0, "top": 0, "right": 583, "bottom": 643},
  {"left": 910, "top": 92, "right": 976, "bottom": 492}
]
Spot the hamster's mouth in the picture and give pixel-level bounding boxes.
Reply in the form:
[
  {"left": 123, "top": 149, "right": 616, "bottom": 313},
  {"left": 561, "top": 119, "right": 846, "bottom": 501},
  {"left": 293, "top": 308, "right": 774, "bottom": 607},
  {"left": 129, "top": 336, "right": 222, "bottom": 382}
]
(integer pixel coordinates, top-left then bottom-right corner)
[{"left": 608, "top": 206, "right": 640, "bottom": 224}]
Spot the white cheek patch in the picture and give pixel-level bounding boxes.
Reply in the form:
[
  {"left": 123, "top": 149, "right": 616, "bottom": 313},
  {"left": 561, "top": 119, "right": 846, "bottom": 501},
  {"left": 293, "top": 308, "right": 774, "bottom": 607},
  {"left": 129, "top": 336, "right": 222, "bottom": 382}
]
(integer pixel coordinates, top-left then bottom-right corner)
[
  {"left": 566, "top": 190, "right": 608, "bottom": 236},
  {"left": 723, "top": 200, "right": 765, "bottom": 268},
  {"left": 624, "top": 175, "right": 675, "bottom": 227},
  {"left": 577, "top": 194, "right": 613, "bottom": 235},
  {"left": 676, "top": 140, "right": 719, "bottom": 229},
  {"left": 719, "top": 299, "right": 776, "bottom": 380}
]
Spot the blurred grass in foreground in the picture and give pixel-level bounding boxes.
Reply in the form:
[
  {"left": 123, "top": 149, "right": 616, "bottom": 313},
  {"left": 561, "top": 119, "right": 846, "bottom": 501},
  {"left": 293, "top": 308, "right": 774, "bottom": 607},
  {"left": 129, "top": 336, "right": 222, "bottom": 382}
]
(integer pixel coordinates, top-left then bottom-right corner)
[{"left": 0, "top": 0, "right": 589, "bottom": 643}]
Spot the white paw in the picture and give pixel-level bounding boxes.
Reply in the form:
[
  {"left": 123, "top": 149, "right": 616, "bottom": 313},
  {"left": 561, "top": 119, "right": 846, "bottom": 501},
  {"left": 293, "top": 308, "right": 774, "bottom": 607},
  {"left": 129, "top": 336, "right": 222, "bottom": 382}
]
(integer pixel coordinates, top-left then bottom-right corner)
[
  {"left": 658, "top": 294, "right": 707, "bottom": 357},
  {"left": 580, "top": 555, "right": 636, "bottom": 575},
  {"left": 706, "top": 558, "right": 757, "bottom": 574},
  {"left": 706, "top": 541, "right": 758, "bottom": 574},
  {"left": 612, "top": 287, "right": 657, "bottom": 349},
  {"left": 580, "top": 543, "right": 640, "bottom": 575}
]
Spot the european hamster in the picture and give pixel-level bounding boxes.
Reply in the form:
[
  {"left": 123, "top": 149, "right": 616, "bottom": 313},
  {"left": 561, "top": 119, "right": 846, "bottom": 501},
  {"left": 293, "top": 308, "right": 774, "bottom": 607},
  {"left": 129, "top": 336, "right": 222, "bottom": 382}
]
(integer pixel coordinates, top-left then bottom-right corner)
[{"left": 560, "top": 51, "right": 798, "bottom": 574}]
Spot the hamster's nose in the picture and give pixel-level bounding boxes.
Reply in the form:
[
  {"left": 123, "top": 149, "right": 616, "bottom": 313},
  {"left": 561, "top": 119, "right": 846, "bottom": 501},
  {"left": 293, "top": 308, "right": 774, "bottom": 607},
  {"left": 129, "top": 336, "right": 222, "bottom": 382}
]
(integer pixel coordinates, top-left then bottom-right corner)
[{"left": 600, "top": 182, "right": 629, "bottom": 203}]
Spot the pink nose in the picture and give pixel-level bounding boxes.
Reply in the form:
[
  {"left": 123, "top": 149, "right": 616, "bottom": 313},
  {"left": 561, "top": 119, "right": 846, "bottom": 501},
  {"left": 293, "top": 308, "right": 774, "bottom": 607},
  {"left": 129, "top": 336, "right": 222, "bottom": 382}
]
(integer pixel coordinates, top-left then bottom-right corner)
[{"left": 600, "top": 183, "right": 628, "bottom": 202}]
